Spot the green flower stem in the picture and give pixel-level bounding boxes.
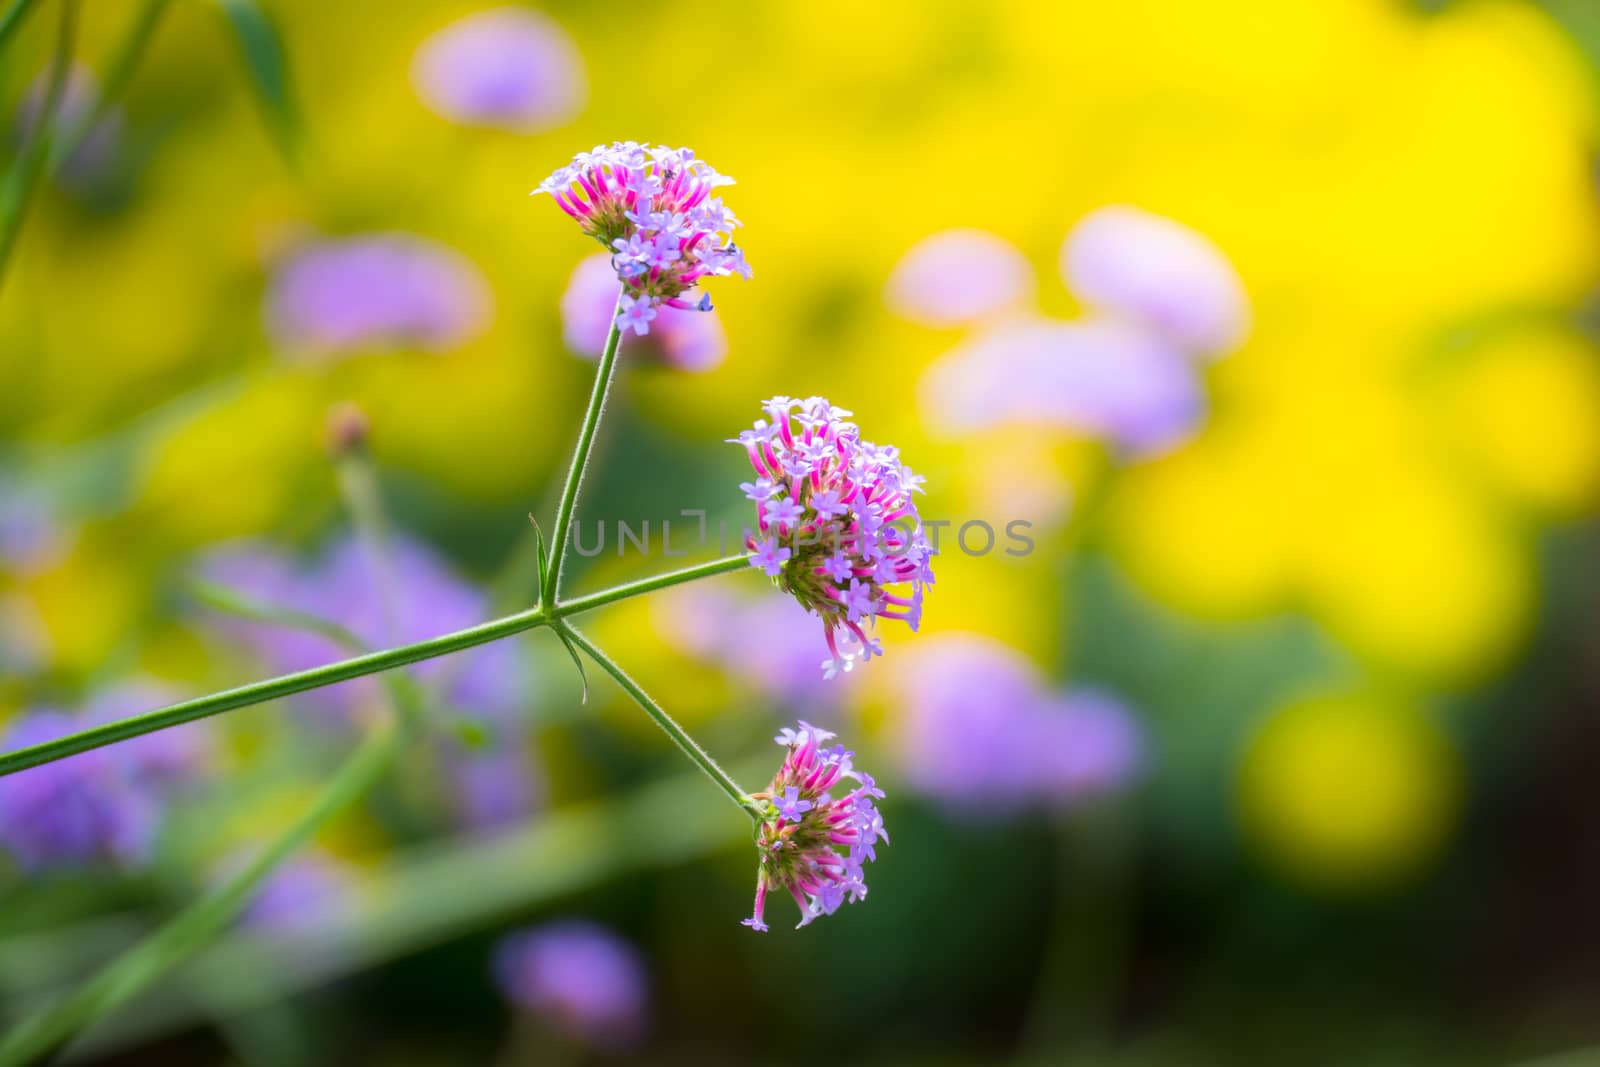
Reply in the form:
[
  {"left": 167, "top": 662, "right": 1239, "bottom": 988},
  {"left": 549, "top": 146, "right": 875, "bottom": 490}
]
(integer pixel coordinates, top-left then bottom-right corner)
[
  {"left": 557, "top": 622, "right": 760, "bottom": 820},
  {"left": 559, "top": 553, "right": 748, "bottom": 614},
  {"left": 46, "top": 0, "right": 171, "bottom": 174},
  {"left": 189, "top": 579, "right": 365, "bottom": 651},
  {"left": 0, "top": 0, "right": 75, "bottom": 292},
  {"left": 0, "top": 554, "right": 750, "bottom": 779},
  {"left": 0, "top": 606, "right": 544, "bottom": 779},
  {"left": 188, "top": 579, "right": 432, "bottom": 731},
  {"left": 0, "top": 720, "right": 402, "bottom": 1067},
  {"left": 542, "top": 297, "right": 626, "bottom": 608}
]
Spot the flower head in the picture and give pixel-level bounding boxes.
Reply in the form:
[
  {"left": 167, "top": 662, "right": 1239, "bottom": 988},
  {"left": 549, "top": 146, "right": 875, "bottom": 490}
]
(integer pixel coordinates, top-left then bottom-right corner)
[
  {"left": 732, "top": 397, "right": 933, "bottom": 678},
  {"left": 743, "top": 721, "right": 886, "bottom": 932},
  {"left": 533, "top": 142, "right": 747, "bottom": 336}
]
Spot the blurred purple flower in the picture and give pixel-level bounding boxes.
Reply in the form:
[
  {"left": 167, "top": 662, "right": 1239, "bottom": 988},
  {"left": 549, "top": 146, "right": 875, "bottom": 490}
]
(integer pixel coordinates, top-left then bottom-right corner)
[
  {"left": 885, "top": 229, "right": 1034, "bottom": 327},
  {"left": 240, "top": 849, "right": 357, "bottom": 933},
  {"left": 918, "top": 316, "right": 1204, "bottom": 457},
  {"left": 0, "top": 484, "right": 65, "bottom": 577},
  {"left": 448, "top": 743, "right": 542, "bottom": 831},
  {"left": 0, "top": 695, "right": 207, "bottom": 871},
  {"left": 199, "top": 533, "right": 526, "bottom": 727},
  {"left": 1062, "top": 205, "right": 1249, "bottom": 357},
  {"left": 561, "top": 253, "right": 726, "bottom": 371},
  {"left": 411, "top": 8, "right": 585, "bottom": 133},
  {"left": 893, "top": 635, "right": 1052, "bottom": 814},
  {"left": 199, "top": 534, "right": 541, "bottom": 830},
  {"left": 85, "top": 682, "right": 211, "bottom": 786},
  {"left": 1031, "top": 688, "right": 1146, "bottom": 805},
  {"left": 651, "top": 585, "right": 865, "bottom": 710},
  {"left": 494, "top": 920, "right": 648, "bottom": 1047},
  {"left": 0, "top": 594, "right": 50, "bottom": 674},
  {"left": 726, "top": 596, "right": 855, "bottom": 701},
  {"left": 16, "top": 64, "right": 123, "bottom": 190},
  {"left": 265, "top": 233, "right": 492, "bottom": 357},
  {"left": 891, "top": 635, "right": 1143, "bottom": 816}
]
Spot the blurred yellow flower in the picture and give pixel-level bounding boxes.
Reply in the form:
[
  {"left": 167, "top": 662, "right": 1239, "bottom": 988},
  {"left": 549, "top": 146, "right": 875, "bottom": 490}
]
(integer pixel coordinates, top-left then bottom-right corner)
[
  {"left": 1432, "top": 326, "right": 1600, "bottom": 518},
  {"left": 1238, "top": 690, "right": 1462, "bottom": 889},
  {"left": 2, "top": 0, "right": 1595, "bottom": 702}
]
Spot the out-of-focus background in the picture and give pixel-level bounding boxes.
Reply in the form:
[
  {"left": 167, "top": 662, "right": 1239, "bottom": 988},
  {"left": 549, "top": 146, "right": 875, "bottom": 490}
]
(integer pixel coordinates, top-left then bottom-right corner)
[{"left": 2, "top": 0, "right": 1600, "bottom": 1063}]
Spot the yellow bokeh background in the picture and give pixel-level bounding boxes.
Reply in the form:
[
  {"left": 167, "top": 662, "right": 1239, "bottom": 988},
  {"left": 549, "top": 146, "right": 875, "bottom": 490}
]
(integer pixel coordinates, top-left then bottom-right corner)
[{"left": 4, "top": 0, "right": 1599, "bottom": 897}]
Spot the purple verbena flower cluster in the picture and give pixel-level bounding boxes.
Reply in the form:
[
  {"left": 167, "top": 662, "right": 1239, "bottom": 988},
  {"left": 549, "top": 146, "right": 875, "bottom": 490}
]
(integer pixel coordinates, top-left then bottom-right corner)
[
  {"left": 743, "top": 721, "right": 887, "bottom": 932},
  {"left": 733, "top": 397, "right": 934, "bottom": 679},
  {"left": 533, "top": 141, "right": 749, "bottom": 336}
]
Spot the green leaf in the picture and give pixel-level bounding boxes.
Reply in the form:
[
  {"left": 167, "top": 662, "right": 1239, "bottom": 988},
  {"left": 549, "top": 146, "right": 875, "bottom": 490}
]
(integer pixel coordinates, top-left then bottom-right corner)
[
  {"left": 528, "top": 514, "right": 548, "bottom": 606},
  {"left": 487, "top": 515, "right": 550, "bottom": 615},
  {"left": 0, "top": 0, "right": 44, "bottom": 57},
  {"left": 214, "top": 0, "right": 302, "bottom": 168},
  {"left": 48, "top": 0, "right": 172, "bottom": 174},
  {"left": 189, "top": 579, "right": 362, "bottom": 652},
  {"left": 551, "top": 623, "right": 589, "bottom": 704},
  {"left": 0, "top": 723, "right": 401, "bottom": 1067},
  {"left": 12, "top": 761, "right": 765, "bottom": 1058},
  {"left": 0, "top": 0, "right": 74, "bottom": 293}
]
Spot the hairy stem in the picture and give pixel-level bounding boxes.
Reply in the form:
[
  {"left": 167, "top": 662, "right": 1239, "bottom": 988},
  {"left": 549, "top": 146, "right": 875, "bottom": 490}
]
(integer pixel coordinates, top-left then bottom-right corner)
[
  {"left": 559, "top": 554, "right": 747, "bottom": 614},
  {"left": 557, "top": 622, "right": 760, "bottom": 819},
  {"left": 0, "top": 555, "right": 749, "bottom": 779},
  {"left": 0, "top": 605, "right": 546, "bottom": 778},
  {"left": 0, "top": 721, "right": 401, "bottom": 1067},
  {"left": 542, "top": 295, "right": 626, "bottom": 608}
]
